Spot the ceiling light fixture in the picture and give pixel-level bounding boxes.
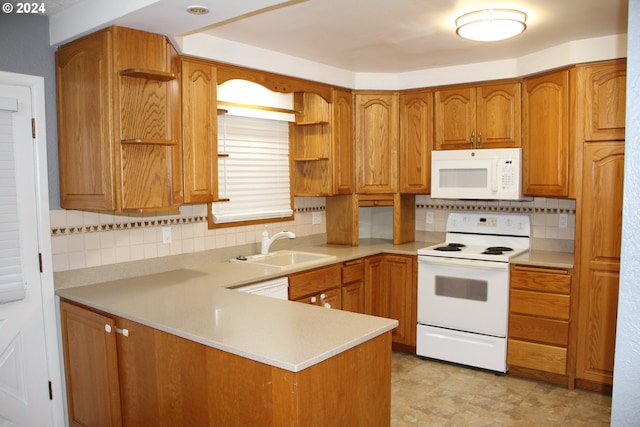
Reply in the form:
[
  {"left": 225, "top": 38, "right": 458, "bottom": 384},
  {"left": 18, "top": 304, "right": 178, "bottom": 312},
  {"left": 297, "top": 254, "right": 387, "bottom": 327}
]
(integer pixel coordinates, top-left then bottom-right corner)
[
  {"left": 455, "top": 8, "right": 527, "bottom": 42},
  {"left": 187, "top": 5, "right": 210, "bottom": 15}
]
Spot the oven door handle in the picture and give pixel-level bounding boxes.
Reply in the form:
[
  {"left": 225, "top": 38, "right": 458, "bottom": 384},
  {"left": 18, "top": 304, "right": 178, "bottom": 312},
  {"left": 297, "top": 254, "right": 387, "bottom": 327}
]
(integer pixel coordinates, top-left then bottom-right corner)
[{"left": 418, "top": 256, "right": 509, "bottom": 270}]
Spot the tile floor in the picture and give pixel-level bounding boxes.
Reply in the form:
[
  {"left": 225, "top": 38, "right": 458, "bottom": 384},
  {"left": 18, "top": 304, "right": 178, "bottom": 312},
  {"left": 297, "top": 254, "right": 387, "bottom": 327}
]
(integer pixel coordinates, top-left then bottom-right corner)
[{"left": 391, "top": 352, "right": 612, "bottom": 427}]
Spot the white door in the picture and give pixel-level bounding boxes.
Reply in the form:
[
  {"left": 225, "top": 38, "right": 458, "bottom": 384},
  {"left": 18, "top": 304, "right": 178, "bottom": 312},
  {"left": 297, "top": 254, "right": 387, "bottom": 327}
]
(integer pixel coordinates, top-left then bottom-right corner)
[{"left": 0, "top": 84, "right": 54, "bottom": 425}]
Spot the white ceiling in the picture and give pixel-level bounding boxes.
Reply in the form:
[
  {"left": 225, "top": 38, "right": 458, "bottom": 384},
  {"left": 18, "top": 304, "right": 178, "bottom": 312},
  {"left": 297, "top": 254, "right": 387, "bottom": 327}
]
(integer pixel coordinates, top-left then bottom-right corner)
[{"left": 43, "top": 0, "right": 628, "bottom": 74}]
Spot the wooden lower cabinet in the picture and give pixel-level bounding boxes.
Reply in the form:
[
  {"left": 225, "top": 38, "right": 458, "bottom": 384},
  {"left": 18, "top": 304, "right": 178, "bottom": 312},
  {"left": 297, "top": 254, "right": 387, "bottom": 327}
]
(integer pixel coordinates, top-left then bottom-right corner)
[
  {"left": 507, "top": 264, "right": 574, "bottom": 387},
  {"left": 341, "top": 259, "right": 365, "bottom": 313},
  {"left": 60, "top": 299, "right": 392, "bottom": 427},
  {"left": 575, "top": 142, "right": 624, "bottom": 392},
  {"left": 364, "top": 254, "right": 417, "bottom": 352},
  {"left": 289, "top": 264, "right": 342, "bottom": 309},
  {"left": 289, "top": 259, "right": 366, "bottom": 313},
  {"left": 60, "top": 300, "right": 122, "bottom": 427}
]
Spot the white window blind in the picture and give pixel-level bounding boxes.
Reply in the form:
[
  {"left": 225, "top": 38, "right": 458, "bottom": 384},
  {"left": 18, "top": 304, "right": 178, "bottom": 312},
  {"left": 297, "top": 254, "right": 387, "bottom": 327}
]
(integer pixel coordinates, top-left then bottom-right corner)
[
  {"left": 0, "top": 106, "right": 26, "bottom": 303},
  {"left": 213, "top": 115, "right": 293, "bottom": 224}
]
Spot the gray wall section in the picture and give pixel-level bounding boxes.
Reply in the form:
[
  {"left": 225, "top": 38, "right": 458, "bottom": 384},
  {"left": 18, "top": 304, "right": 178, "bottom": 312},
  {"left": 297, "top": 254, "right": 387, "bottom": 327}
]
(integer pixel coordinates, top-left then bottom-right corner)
[{"left": 0, "top": 13, "right": 60, "bottom": 209}]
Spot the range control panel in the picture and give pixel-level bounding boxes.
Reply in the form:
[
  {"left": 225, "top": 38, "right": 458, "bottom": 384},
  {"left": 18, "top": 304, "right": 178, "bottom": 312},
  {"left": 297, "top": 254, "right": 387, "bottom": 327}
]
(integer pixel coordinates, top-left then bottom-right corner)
[{"left": 447, "top": 212, "right": 530, "bottom": 237}]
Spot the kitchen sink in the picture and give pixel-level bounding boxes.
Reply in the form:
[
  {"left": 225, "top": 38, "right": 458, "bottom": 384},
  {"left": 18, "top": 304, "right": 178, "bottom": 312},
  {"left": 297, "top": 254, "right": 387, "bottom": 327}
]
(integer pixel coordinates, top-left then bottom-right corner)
[{"left": 230, "top": 250, "right": 336, "bottom": 270}]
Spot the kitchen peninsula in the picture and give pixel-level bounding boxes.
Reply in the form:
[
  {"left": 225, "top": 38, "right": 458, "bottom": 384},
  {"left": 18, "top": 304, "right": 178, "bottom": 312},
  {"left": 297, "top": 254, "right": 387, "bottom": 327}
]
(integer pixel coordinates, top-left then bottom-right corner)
[{"left": 57, "top": 240, "right": 418, "bottom": 427}]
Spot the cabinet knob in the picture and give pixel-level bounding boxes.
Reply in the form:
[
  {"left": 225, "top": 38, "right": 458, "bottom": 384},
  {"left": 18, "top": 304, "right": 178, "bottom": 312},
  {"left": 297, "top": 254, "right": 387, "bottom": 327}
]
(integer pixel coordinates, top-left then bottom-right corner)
[
  {"left": 323, "top": 302, "right": 331, "bottom": 309},
  {"left": 310, "top": 296, "right": 317, "bottom": 303},
  {"left": 105, "top": 324, "right": 112, "bottom": 333},
  {"left": 470, "top": 131, "right": 475, "bottom": 146},
  {"left": 320, "top": 293, "right": 327, "bottom": 300},
  {"left": 478, "top": 132, "right": 482, "bottom": 147}
]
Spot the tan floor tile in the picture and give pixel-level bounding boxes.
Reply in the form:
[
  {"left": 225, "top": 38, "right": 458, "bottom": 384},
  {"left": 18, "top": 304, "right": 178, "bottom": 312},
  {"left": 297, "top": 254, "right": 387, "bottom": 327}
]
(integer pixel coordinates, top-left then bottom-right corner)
[{"left": 391, "top": 352, "right": 611, "bottom": 427}]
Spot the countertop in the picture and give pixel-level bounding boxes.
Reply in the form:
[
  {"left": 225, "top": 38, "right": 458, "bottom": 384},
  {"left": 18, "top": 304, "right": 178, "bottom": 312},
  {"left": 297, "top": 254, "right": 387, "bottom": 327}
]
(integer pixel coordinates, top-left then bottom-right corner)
[
  {"left": 56, "top": 238, "right": 573, "bottom": 372},
  {"left": 511, "top": 249, "right": 574, "bottom": 269},
  {"left": 56, "top": 239, "right": 431, "bottom": 373}
]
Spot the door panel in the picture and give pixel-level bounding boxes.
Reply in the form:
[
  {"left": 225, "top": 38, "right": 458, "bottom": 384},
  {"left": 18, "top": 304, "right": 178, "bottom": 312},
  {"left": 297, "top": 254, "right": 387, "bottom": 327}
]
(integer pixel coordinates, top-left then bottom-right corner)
[{"left": 0, "top": 84, "right": 54, "bottom": 426}]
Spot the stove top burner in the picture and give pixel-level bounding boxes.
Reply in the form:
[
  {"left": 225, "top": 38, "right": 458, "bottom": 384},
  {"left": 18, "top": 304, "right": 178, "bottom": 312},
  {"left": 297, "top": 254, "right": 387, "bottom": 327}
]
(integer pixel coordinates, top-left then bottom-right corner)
[
  {"left": 482, "top": 246, "right": 514, "bottom": 255},
  {"left": 434, "top": 243, "right": 466, "bottom": 252},
  {"left": 487, "top": 246, "right": 513, "bottom": 252}
]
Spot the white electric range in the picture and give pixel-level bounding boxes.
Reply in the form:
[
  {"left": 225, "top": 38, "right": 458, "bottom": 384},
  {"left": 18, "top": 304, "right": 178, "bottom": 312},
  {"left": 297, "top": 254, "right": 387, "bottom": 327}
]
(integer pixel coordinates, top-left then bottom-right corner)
[{"left": 416, "top": 212, "right": 531, "bottom": 372}]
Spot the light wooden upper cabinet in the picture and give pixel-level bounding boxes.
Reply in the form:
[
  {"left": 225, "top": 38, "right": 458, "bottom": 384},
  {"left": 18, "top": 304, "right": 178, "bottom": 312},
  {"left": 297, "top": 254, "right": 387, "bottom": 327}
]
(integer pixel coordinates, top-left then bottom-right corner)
[
  {"left": 56, "top": 30, "right": 115, "bottom": 211},
  {"left": 56, "top": 26, "right": 182, "bottom": 212},
  {"left": 292, "top": 89, "right": 353, "bottom": 196},
  {"left": 581, "top": 59, "right": 627, "bottom": 141},
  {"left": 331, "top": 88, "right": 354, "bottom": 195},
  {"left": 354, "top": 92, "right": 399, "bottom": 194},
  {"left": 434, "top": 82, "right": 521, "bottom": 150},
  {"left": 522, "top": 68, "right": 570, "bottom": 197},
  {"left": 181, "top": 58, "right": 218, "bottom": 204},
  {"left": 399, "top": 90, "right": 433, "bottom": 193}
]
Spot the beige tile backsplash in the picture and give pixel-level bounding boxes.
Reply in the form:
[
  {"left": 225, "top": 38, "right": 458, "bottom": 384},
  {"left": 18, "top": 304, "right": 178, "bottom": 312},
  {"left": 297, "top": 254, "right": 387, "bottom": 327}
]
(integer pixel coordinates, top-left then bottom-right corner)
[{"left": 50, "top": 196, "right": 574, "bottom": 272}]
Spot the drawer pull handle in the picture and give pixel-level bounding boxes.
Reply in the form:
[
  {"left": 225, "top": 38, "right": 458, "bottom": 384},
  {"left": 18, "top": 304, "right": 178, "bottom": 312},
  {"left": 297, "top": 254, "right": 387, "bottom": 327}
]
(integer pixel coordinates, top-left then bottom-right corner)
[{"left": 115, "top": 327, "right": 129, "bottom": 337}]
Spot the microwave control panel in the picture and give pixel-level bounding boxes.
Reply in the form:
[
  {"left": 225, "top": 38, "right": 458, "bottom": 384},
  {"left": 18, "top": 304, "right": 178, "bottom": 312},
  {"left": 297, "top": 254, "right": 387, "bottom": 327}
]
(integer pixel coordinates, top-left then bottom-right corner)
[{"left": 499, "top": 159, "right": 516, "bottom": 191}]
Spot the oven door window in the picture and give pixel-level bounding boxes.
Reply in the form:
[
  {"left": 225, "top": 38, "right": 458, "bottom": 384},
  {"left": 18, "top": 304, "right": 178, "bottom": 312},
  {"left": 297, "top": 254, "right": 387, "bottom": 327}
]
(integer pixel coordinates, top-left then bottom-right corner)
[{"left": 435, "top": 276, "right": 487, "bottom": 302}]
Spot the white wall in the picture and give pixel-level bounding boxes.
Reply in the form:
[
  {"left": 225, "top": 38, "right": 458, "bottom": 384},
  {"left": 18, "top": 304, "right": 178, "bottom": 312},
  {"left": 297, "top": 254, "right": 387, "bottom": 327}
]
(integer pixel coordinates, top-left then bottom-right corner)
[{"left": 611, "top": 0, "right": 640, "bottom": 424}]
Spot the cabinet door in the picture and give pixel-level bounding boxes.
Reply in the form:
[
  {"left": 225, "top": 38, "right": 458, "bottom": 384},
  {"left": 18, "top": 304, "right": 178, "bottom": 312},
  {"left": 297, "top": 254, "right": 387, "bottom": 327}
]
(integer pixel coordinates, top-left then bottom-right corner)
[
  {"left": 60, "top": 301, "right": 122, "bottom": 427},
  {"left": 364, "top": 255, "right": 386, "bottom": 317},
  {"left": 522, "top": 69, "right": 570, "bottom": 196},
  {"left": 332, "top": 88, "right": 354, "bottom": 195},
  {"left": 476, "top": 83, "right": 521, "bottom": 148},
  {"left": 576, "top": 142, "right": 624, "bottom": 386},
  {"left": 364, "top": 254, "right": 416, "bottom": 347},
  {"left": 342, "top": 282, "right": 365, "bottom": 313},
  {"left": 56, "top": 30, "right": 115, "bottom": 211},
  {"left": 354, "top": 92, "right": 398, "bottom": 193},
  {"left": 181, "top": 59, "right": 218, "bottom": 204},
  {"left": 434, "top": 87, "right": 476, "bottom": 150},
  {"left": 384, "top": 254, "right": 416, "bottom": 346},
  {"left": 399, "top": 90, "right": 433, "bottom": 193},
  {"left": 116, "top": 317, "right": 210, "bottom": 426},
  {"left": 583, "top": 59, "right": 626, "bottom": 142}
]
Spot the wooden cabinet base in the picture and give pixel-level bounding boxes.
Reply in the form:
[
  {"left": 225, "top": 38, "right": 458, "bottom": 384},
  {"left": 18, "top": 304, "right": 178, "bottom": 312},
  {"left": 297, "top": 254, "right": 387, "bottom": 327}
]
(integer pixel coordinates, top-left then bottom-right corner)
[
  {"left": 508, "top": 366, "right": 571, "bottom": 389},
  {"left": 125, "top": 328, "right": 393, "bottom": 427},
  {"left": 574, "top": 378, "right": 613, "bottom": 395},
  {"left": 61, "top": 300, "right": 393, "bottom": 427}
]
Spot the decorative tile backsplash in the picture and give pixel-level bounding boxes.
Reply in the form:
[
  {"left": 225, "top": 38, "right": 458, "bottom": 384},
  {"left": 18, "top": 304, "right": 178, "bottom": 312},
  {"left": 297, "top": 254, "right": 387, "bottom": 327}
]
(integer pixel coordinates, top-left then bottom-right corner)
[
  {"left": 50, "top": 198, "right": 326, "bottom": 272},
  {"left": 415, "top": 195, "right": 576, "bottom": 240},
  {"left": 50, "top": 196, "right": 574, "bottom": 272}
]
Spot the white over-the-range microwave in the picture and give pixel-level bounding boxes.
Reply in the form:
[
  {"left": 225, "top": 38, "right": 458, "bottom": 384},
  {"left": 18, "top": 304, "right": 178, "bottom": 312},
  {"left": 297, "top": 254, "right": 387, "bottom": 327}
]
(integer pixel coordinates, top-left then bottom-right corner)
[{"left": 431, "top": 148, "right": 525, "bottom": 200}]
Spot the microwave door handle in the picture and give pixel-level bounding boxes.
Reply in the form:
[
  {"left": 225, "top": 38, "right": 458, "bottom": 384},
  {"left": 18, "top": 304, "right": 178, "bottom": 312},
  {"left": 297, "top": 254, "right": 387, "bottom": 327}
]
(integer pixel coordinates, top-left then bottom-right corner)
[{"left": 491, "top": 160, "right": 498, "bottom": 193}]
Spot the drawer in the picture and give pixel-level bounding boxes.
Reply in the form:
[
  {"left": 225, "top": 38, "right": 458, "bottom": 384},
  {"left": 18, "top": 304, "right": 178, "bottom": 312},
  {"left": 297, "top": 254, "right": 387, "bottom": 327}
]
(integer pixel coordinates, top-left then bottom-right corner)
[
  {"left": 342, "top": 259, "right": 364, "bottom": 284},
  {"left": 292, "top": 286, "right": 341, "bottom": 309},
  {"left": 509, "top": 313, "right": 569, "bottom": 346},
  {"left": 288, "top": 264, "right": 341, "bottom": 300},
  {"left": 510, "top": 289, "right": 570, "bottom": 320},
  {"left": 507, "top": 339, "right": 567, "bottom": 375},
  {"left": 510, "top": 265, "right": 571, "bottom": 294}
]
